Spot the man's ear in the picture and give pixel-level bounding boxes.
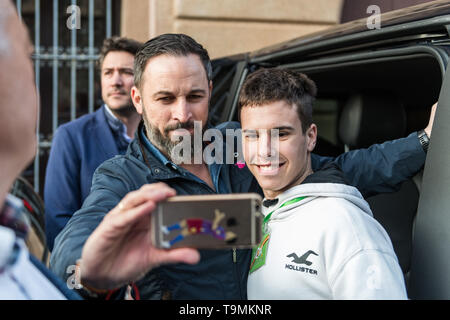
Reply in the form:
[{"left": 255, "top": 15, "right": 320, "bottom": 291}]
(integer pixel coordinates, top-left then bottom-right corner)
[
  {"left": 131, "top": 86, "right": 143, "bottom": 115},
  {"left": 306, "top": 124, "right": 317, "bottom": 152}
]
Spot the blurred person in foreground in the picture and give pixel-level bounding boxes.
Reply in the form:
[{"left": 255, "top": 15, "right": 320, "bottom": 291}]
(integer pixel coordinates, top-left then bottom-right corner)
[{"left": 0, "top": 0, "right": 199, "bottom": 300}]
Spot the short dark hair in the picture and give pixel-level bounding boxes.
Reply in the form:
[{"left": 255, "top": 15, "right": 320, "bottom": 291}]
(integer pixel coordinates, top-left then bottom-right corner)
[
  {"left": 134, "top": 33, "right": 212, "bottom": 90},
  {"left": 98, "top": 36, "right": 143, "bottom": 69},
  {"left": 238, "top": 68, "right": 317, "bottom": 133}
]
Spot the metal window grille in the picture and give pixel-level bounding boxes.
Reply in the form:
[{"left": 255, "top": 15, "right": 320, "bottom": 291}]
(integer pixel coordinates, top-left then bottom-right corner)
[{"left": 15, "top": 0, "right": 120, "bottom": 195}]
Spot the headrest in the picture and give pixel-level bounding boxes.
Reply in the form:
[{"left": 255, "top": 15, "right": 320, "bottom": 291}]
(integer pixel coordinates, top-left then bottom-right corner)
[{"left": 338, "top": 93, "right": 406, "bottom": 149}]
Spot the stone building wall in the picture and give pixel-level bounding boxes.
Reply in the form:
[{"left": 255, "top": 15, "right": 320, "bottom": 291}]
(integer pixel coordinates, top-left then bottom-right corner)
[{"left": 120, "top": 0, "right": 344, "bottom": 58}]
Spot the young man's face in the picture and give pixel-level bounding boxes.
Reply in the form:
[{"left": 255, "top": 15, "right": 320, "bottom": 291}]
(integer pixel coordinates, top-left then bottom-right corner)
[
  {"left": 241, "top": 100, "right": 317, "bottom": 199},
  {"left": 131, "top": 53, "right": 211, "bottom": 158},
  {"left": 100, "top": 51, "right": 135, "bottom": 113}
]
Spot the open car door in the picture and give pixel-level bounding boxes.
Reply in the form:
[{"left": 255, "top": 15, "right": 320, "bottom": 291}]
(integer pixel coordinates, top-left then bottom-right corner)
[{"left": 409, "top": 60, "right": 450, "bottom": 299}]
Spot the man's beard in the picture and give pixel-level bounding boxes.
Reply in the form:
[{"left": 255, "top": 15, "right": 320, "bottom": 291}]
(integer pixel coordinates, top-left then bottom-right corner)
[
  {"left": 142, "top": 109, "right": 204, "bottom": 164},
  {"left": 110, "top": 103, "right": 136, "bottom": 118}
]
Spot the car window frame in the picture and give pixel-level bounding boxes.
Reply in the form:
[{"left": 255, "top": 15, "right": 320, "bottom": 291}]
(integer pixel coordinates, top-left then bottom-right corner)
[{"left": 409, "top": 58, "right": 450, "bottom": 299}]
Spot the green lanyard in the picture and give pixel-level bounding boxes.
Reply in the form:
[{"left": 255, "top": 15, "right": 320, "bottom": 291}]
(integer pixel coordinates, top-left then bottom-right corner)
[
  {"left": 262, "top": 196, "right": 307, "bottom": 233},
  {"left": 250, "top": 196, "right": 307, "bottom": 273}
]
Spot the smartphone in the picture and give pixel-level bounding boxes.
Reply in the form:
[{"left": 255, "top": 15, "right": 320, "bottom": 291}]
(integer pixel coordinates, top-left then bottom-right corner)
[{"left": 152, "top": 193, "right": 263, "bottom": 249}]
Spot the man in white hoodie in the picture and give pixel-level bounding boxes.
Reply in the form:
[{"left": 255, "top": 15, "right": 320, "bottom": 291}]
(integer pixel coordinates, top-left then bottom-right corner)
[{"left": 240, "top": 68, "right": 407, "bottom": 299}]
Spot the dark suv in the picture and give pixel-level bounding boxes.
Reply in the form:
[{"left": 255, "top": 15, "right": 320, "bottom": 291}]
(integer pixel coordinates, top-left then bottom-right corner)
[{"left": 208, "top": 0, "right": 450, "bottom": 299}]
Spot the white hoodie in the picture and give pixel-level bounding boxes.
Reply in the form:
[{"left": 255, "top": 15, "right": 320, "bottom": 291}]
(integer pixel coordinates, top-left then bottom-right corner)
[{"left": 247, "top": 182, "right": 407, "bottom": 300}]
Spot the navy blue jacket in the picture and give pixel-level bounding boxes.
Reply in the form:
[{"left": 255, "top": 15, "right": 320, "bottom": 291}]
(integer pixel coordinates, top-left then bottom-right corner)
[
  {"left": 44, "top": 107, "right": 119, "bottom": 251},
  {"left": 50, "top": 122, "right": 425, "bottom": 299}
]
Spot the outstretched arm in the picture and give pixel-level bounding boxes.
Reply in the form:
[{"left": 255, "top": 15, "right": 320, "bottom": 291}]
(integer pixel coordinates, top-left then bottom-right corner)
[{"left": 312, "top": 103, "right": 436, "bottom": 197}]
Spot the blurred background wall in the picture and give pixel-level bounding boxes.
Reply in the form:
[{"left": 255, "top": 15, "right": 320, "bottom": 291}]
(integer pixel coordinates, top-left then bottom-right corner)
[
  {"left": 121, "top": 0, "right": 343, "bottom": 59},
  {"left": 120, "top": 0, "right": 433, "bottom": 59}
]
